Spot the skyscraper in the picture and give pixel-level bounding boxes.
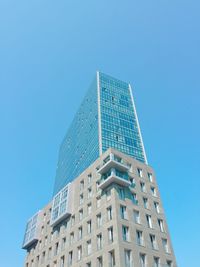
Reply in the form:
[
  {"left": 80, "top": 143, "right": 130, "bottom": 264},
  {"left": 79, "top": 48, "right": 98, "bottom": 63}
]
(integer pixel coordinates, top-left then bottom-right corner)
[
  {"left": 22, "top": 72, "right": 177, "bottom": 267},
  {"left": 54, "top": 71, "right": 147, "bottom": 195}
]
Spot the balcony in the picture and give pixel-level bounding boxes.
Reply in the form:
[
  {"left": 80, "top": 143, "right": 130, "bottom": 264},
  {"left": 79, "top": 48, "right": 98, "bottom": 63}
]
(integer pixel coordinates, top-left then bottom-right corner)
[
  {"left": 98, "top": 154, "right": 130, "bottom": 175},
  {"left": 98, "top": 168, "right": 131, "bottom": 190}
]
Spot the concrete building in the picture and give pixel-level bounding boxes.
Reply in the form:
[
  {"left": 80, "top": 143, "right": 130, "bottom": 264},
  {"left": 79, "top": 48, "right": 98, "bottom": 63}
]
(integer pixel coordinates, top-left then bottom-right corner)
[{"left": 22, "top": 72, "right": 177, "bottom": 267}]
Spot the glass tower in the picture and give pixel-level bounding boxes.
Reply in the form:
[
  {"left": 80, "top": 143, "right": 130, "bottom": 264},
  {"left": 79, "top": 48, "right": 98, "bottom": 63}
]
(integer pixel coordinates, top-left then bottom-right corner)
[{"left": 53, "top": 71, "right": 147, "bottom": 195}]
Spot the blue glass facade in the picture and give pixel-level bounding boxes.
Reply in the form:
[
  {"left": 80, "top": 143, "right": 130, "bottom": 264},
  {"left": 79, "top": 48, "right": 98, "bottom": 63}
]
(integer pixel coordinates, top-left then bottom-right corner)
[
  {"left": 99, "top": 72, "right": 146, "bottom": 163},
  {"left": 53, "top": 71, "right": 147, "bottom": 195},
  {"left": 53, "top": 77, "right": 99, "bottom": 195}
]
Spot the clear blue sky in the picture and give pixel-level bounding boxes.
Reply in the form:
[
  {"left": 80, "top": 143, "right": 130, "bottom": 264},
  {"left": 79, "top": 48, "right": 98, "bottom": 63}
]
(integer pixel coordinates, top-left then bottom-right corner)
[{"left": 0, "top": 1, "right": 199, "bottom": 266}]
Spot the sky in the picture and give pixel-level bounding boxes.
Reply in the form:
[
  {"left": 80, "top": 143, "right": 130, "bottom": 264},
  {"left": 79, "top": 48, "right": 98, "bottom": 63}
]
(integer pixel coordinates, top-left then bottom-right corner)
[{"left": 0, "top": 0, "right": 199, "bottom": 266}]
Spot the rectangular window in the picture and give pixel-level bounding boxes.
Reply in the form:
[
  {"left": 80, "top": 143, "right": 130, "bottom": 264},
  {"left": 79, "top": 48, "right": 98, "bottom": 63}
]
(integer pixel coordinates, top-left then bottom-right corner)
[
  {"left": 70, "top": 232, "right": 74, "bottom": 245},
  {"left": 137, "top": 168, "right": 143, "bottom": 177},
  {"left": 79, "top": 194, "right": 83, "bottom": 205},
  {"left": 162, "top": 238, "right": 170, "bottom": 253},
  {"left": 88, "top": 173, "right": 92, "bottom": 184},
  {"left": 124, "top": 249, "right": 133, "bottom": 267},
  {"left": 78, "top": 226, "right": 82, "bottom": 240},
  {"left": 61, "top": 237, "right": 66, "bottom": 250},
  {"left": 120, "top": 205, "right": 128, "bottom": 219},
  {"left": 140, "top": 182, "right": 146, "bottom": 192},
  {"left": 54, "top": 242, "right": 59, "bottom": 256},
  {"left": 151, "top": 186, "right": 157, "bottom": 197},
  {"left": 154, "top": 202, "right": 160, "bottom": 213},
  {"left": 97, "top": 213, "right": 102, "bottom": 228},
  {"left": 167, "top": 260, "right": 173, "bottom": 267},
  {"left": 146, "top": 214, "right": 153, "bottom": 228},
  {"left": 154, "top": 257, "right": 160, "bottom": 267},
  {"left": 97, "top": 256, "right": 103, "bottom": 267},
  {"left": 77, "top": 246, "right": 82, "bottom": 261},
  {"left": 87, "top": 220, "right": 92, "bottom": 234},
  {"left": 143, "top": 197, "right": 149, "bottom": 209},
  {"left": 109, "top": 250, "right": 115, "bottom": 267},
  {"left": 139, "top": 253, "right": 146, "bottom": 267},
  {"left": 68, "top": 251, "right": 73, "bottom": 266},
  {"left": 97, "top": 233, "right": 102, "bottom": 250},
  {"left": 87, "top": 203, "right": 92, "bottom": 215},
  {"left": 132, "top": 193, "right": 138, "bottom": 205},
  {"left": 107, "top": 206, "right": 113, "bottom": 221},
  {"left": 60, "top": 256, "right": 65, "bottom": 267},
  {"left": 97, "top": 196, "right": 101, "bottom": 208},
  {"left": 80, "top": 180, "right": 84, "bottom": 191},
  {"left": 108, "top": 226, "right": 114, "bottom": 243},
  {"left": 79, "top": 209, "right": 83, "bottom": 221},
  {"left": 150, "top": 234, "right": 157, "bottom": 250},
  {"left": 133, "top": 210, "right": 140, "bottom": 224},
  {"left": 136, "top": 230, "right": 144, "bottom": 246},
  {"left": 88, "top": 187, "right": 92, "bottom": 199},
  {"left": 87, "top": 240, "right": 92, "bottom": 255},
  {"left": 148, "top": 172, "right": 153, "bottom": 182},
  {"left": 122, "top": 225, "right": 130, "bottom": 242},
  {"left": 158, "top": 219, "right": 165, "bottom": 232}
]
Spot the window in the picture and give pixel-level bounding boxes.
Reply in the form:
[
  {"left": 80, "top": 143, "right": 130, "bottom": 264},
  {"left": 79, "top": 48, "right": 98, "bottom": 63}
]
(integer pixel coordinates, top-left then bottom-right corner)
[
  {"left": 60, "top": 256, "right": 65, "bottom": 267},
  {"left": 97, "top": 213, "right": 102, "bottom": 228},
  {"left": 97, "top": 256, "right": 103, "bottom": 267},
  {"left": 154, "top": 202, "right": 160, "bottom": 213},
  {"left": 48, "top": 248, "right": 52, "bottom": 260},
  {"left": 140, "top": 182, "right": 146, "bottom": 192},
  {"left": 122, "top": 225, "right": 129, "bottom": 242},
  {"left": 118, "top": 187, "right": 125, "bottom": 200},
  {"left": 150, "top": 234, "right": 157, "bottom": 250},
  {"left": 87, "top": 240, "right": 92, "bottom": 255},
  {"left": 133, "top": 210, "right": 140, "bottom": 224},
  {"left": 136, "top": 230, "right": 144, "bottom": 246},
  {"left": 41, "top": 251, "right": 45, "bottom": 264},
  {"left": 108, "top": 226, "right": 114, "bottom": 243},
  {"left": 106, "top": 188, "right": 111, "bottom": 201},
  {"left": 107, "top": 206, "right": 113, "bottom": 221},
  {"left": 68, "top": 251, "right": 73, "bottom": 266},
  {"left": 88, "top": 187, "right": 92, "bottom": 199},
  {"left": 88, "top": 173, "right": 92, "bottom": 184},
  {"left": 86, "top": 262, "right": 91, "bottom": 267},
  {"left": 151, "top": 186, "right": 157, "bottom": 197},
  {"left": 132, "top": 193, "right": 138, "bottom": 205},
  {"left": 61, "top": 237, "right": 66, "bottom": 250},
  {"left": 139, "top": 253, "right": 146, "bottom": 267},
  {"left": 79, "top": 209, "right": 83, "bottom": 221},
  {"left": 79, "top": 194, "right": 83, "bottom": 205},
  {"left": 137, "top": 168, "right": 143, "bottom": 177},
  {"left": 53, "top": 261, "right": 57, "bottom": 267},
  {"left": 87, "top": 220, "right": 92, "bottom": 234},
  {"left": 120, "top": 205, "right": 128, "bottom": 219},
  {"left": 109, "top": 250, "right": 115, "bottom": 267},
  {"left": 162, "top": 238, "right": 170, "bottom": 253},
  {"left": 80, "top": 180, "right": 84, "bottom": 191},
  {"left": 77, "top": 246, "right": 82, "bottom": 261},
  {"left": 148, "top": 172, "right": 153, "bottom": 182},
  {"left": 97, "top": 233, "right": 102, "bottom": 250},
  {"left": 143, "top": 197, "right": 149, "bottom": 209},
  {"left": 158, "top": 219, "right": 165, "bottom": 232},
  {"left": 78, "top": 226, "right": 83, "bottom": 240},
  {"left": 70, "top": 232, "right": 74, "bottom": 245},
  {"left": 87, "top": 203, "right": 92, "bottom": 215},
  {"left": 54, "top": 242, "right": 59, "bottom": 256},
  {"left": 97, "top": 196, "right": 101, "bottom": 208},
  {"left": 146, "top": 214, "right": 153, "bottom": 228},
  {"left": 124, "top": 250, "right": 133, "bottom": 267},
  {"left": 167, "top": 260, "right": 173, "bottom": 267},
  {"left": 153, "top": 257, "right": 160, "bottom": 267}
]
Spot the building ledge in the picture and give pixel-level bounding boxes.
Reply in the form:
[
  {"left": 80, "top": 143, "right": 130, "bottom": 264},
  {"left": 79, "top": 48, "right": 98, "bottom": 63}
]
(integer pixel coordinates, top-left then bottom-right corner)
[{"left": 99, "top": 174, "right": 131, "bottom": 190}]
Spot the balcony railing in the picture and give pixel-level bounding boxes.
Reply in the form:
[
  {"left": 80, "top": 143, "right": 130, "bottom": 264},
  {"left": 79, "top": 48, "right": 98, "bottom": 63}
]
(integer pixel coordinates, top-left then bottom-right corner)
[
  {"left": 98, "top": 153, "right": 130, "bottom": 175},
  {"left": 98, "top": 168, "right": 131, "bottom": 190}
]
